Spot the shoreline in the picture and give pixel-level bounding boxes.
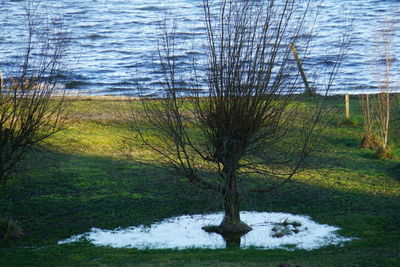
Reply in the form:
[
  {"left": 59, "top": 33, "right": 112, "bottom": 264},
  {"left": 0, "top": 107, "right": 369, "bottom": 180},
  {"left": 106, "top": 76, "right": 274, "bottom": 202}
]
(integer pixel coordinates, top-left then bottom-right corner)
[{"left": 60, "top": 92, "right": 400, "bottom": 102}]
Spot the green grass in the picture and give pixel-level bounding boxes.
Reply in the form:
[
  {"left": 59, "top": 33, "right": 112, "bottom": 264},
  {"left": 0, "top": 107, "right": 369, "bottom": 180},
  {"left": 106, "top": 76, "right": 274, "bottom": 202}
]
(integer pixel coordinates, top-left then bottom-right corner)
[{"left": 0, "top": 96, "right": 399, "bottom": 266}]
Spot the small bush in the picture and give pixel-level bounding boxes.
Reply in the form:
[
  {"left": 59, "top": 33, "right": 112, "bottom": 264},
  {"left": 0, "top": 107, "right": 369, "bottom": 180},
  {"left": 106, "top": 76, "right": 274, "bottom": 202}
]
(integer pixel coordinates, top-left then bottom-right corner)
[
  {"left": 375, "top": 146, "right": 395, "bottom": 159},
  {"left": 0, "top": 217, "right": 23, "bottom": 240},
  {"left": 361, "top": 133, "right": 381, "bottom": 150},
  {"left": 360, "top": 134, "right": 395, "bottom": 159},
  {"left": 338, "top": 117, "right": 358, "bottom": 127}
]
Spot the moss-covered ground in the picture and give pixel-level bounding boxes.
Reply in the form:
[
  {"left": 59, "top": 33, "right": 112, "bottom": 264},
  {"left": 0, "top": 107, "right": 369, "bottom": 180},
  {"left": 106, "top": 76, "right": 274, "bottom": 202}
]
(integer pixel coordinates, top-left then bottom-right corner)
[{"left": 0, "top": 95, "right": 399, "bottom": 266}]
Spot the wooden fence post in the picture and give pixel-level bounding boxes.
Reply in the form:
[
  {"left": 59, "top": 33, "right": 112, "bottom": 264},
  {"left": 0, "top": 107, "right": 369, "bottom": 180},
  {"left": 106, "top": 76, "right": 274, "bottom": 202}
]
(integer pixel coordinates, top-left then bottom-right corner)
[
  {"left": 290, "top": 43, "right": 314, "bottom": 96},
  {"left": 345, "top": 94, "right": 350, "bottom": 120}
]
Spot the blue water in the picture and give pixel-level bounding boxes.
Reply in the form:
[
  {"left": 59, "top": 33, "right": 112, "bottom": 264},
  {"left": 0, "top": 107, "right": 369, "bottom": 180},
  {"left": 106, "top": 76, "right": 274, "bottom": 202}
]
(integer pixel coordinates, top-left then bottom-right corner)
[{"left": 0, "top": 0, "right": 399, "bottom": 96}]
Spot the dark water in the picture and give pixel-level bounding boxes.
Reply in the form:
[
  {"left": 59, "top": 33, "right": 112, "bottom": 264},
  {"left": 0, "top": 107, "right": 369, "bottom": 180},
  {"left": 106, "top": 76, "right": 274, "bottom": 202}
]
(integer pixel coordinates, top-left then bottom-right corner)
[{"left": 0, "top": 0, "right": 399, "bottom": 96}]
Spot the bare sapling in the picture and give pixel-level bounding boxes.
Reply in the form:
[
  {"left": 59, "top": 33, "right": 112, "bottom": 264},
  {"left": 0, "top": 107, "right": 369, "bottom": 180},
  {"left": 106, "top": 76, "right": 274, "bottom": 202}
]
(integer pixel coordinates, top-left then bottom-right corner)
[
  {"left": 0, "top": 0, "right": 72, "bottom": 186},
  {"left": 360, "top": 14, "right": 398, "bottom": 158}
]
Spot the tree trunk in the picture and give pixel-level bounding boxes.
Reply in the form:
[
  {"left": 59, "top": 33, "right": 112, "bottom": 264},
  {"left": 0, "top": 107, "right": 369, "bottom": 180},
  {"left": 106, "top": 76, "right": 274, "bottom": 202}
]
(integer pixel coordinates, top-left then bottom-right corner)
[
  {"left": 218, "top": 168, "right": 252, "bottom": 247},
  {"left": 203, "top": 167, "right": 252, "bottom": 247},
  {"left": 202, "top": 166, "right": 252, "bottom": 238},
  {"left": 202, "top": 164, "right": 252, "bottom": 247},
  {"left": 219, "top": 173, "right": 251, "bottom": 234}
]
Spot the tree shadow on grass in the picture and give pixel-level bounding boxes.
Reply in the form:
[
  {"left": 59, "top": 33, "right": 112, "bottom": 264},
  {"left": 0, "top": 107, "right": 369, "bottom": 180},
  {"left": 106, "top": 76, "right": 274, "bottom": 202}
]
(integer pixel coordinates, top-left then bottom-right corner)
[
  {"left": 0, "top": 146, "right": 398, "bottom": 251},
  {"left": 0, "top": 147, "right": 215, "bottom": 246},
  {"left": 307, "top": 126, "right": 400, "bottom": 182}
]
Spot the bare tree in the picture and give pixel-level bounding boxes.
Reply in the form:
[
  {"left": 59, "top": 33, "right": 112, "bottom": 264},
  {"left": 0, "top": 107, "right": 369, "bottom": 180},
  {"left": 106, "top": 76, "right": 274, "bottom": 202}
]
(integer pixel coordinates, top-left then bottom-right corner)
[
  {"left": 360, "top": 14, "right": 398, "bottom": 158},
  {"left": 360, "top": 93, "right": 377, "bottom": 148},
  {"left": 0, "top": 0, "right": 71, "bottom": 185},
  {"left": 124, "top": 0, "right": 343, "bottom": 245}
]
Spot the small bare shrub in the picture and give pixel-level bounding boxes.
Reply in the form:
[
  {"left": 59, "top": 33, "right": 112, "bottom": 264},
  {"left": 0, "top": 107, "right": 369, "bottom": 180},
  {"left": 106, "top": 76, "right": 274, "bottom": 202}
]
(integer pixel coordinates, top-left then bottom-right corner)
[{"left": 0, "top": 217, "right": 23, "bottom": 240}]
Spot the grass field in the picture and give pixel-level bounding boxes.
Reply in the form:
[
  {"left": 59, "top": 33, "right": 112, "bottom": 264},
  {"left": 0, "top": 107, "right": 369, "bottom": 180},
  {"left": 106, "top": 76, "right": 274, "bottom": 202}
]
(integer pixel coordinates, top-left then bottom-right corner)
[{"left": 0, "top": 95, "right": 399, "bottom": 266}]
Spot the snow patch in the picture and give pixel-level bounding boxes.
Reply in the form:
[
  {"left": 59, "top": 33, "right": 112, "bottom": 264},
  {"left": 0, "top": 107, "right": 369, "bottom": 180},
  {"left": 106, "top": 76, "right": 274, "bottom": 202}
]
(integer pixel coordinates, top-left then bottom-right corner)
[{"left": 58, "top": 211, "right": 355, "bottom": 250}]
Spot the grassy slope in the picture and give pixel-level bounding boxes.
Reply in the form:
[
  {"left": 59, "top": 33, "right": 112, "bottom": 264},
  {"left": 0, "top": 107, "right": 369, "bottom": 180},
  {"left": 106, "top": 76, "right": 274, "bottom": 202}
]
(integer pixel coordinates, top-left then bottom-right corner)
[{"left": 0, "top": 96, "right": 399, "bottom": 267}]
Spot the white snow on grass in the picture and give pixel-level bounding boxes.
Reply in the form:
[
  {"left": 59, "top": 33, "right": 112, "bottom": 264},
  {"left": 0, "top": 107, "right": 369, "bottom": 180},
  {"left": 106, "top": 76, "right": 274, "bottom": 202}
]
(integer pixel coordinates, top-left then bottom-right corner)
[{"left": 58, "top": 211, "right": 355, "bottom": 250}]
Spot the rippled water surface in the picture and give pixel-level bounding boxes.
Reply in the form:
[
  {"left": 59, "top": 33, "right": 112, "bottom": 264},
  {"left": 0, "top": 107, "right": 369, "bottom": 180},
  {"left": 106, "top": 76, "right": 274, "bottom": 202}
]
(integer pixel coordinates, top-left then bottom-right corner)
[{"left": 1, "top": 0, "right": 399, "bottom": 95}]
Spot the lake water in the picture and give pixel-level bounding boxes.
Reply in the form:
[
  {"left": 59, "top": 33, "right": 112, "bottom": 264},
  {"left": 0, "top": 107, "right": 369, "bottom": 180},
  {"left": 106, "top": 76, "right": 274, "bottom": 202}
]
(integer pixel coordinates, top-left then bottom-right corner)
[{"left": 1, "top": 0, "right": 399, "bottom": 96}]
